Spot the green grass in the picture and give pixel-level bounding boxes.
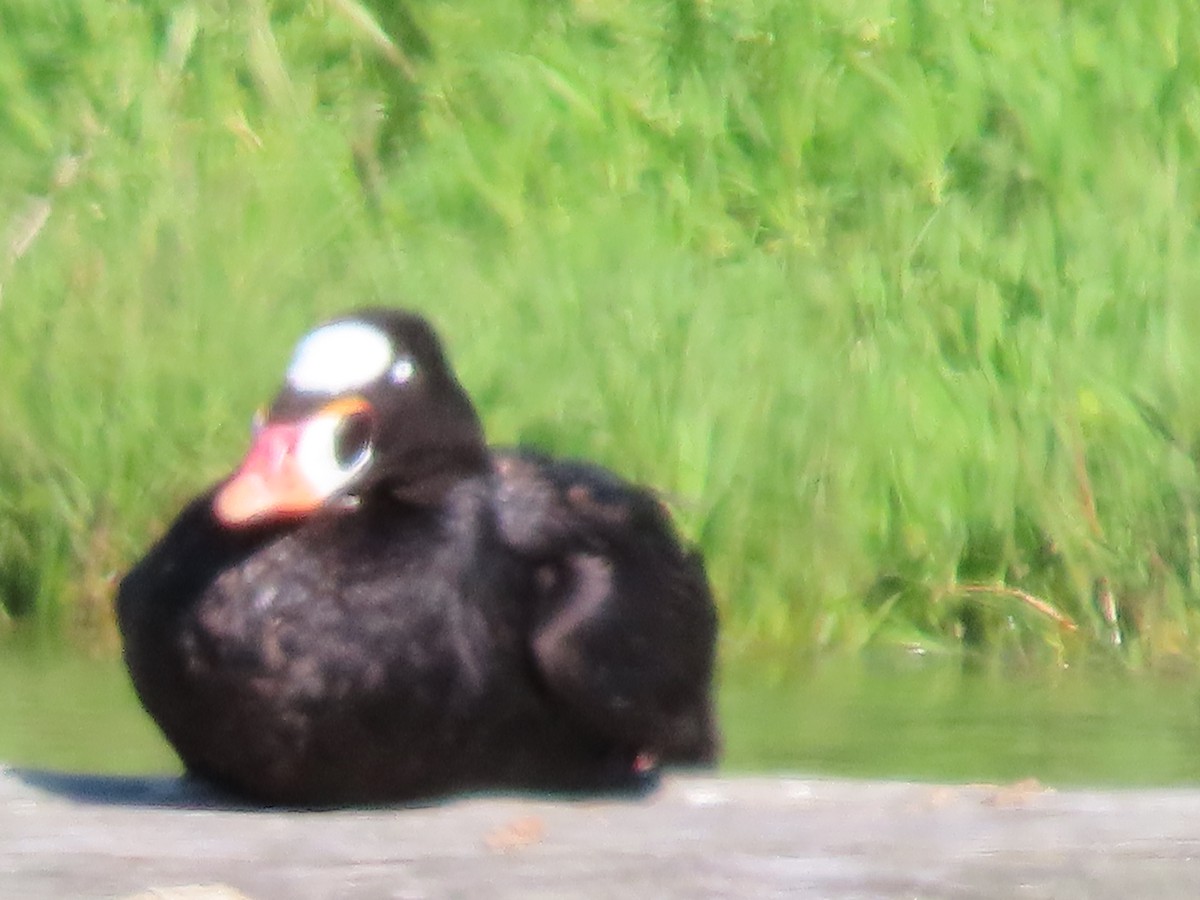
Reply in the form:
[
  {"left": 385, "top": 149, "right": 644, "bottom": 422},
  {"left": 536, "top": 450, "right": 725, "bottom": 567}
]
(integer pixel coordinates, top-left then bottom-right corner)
[{"left": 2, "top": 0, "right": 1200, "bottom": 666}]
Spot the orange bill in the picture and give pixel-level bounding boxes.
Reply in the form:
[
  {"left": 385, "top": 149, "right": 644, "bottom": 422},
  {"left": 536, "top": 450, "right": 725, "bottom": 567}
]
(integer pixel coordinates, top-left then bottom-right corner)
[
  {"left": 212, "top": 397, "right": 371, "bottom": 527},
  {"left": 213, "top": 421, "right": 320, "bottom": 526}
]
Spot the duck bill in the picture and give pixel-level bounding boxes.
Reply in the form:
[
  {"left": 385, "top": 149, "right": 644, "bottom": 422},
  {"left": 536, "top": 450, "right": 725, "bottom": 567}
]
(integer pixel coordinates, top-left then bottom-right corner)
[
  {"left": 212, "top": 420, "right": 325, "bottom": 527},
  {"left": 213, "top": 396, "right": 373, "bottom": 528}
]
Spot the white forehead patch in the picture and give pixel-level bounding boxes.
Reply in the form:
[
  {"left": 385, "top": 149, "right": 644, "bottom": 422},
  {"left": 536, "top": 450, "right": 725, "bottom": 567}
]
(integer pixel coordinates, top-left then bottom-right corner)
[{"left": 286, "top": 321, "right": 394, "bottom": 394}]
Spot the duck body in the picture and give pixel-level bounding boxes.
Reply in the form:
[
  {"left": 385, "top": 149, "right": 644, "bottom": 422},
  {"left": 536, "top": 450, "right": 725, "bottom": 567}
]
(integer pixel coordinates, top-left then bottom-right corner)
[{"left": 117, "top": 310, "right": 718, "bottom": 806}]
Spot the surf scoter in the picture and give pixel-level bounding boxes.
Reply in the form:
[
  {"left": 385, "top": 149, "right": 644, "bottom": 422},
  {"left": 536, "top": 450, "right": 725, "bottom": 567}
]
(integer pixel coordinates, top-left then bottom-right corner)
[{"left": 116, "top": 308, "right": 719, "bottom": 805}]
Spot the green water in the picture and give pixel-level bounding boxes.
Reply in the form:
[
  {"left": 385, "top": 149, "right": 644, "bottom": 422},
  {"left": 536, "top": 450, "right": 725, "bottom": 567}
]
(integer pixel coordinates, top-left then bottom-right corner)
[
  {"left": 3, "top": 641, "right": 1199, "bottom": 787},
  {"left": 722, "top": 656, "right": 1200, "bottom": 787},
  {"left": 0, "top": 642, "right": 179, "bottom": 775}
]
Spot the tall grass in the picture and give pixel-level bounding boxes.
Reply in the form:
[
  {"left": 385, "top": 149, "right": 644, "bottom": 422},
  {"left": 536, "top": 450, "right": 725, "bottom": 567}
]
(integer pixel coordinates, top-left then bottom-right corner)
[{"left": 2, "top": 0, "right": 1200, "bottom": 666}]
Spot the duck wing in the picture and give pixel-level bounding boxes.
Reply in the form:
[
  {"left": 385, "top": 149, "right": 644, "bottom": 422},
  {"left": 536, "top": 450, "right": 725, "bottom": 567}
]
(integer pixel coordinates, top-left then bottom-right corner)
[{"left": 491, "top": 450, "right": 719, "bottom": 765}]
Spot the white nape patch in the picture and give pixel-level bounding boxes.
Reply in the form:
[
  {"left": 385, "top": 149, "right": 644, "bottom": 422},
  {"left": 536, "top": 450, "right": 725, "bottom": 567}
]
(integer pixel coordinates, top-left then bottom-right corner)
[{"left": 286, "top": 321, "right": 394, "bottom": 394}]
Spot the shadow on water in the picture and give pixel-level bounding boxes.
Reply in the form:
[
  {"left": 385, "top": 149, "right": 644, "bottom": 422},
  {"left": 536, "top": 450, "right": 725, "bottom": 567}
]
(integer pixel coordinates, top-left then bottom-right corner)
[
  {"left": 9, "top": 765, "right": 664, "bottom": 812},
  {"left": 10, "top": 768, "right": 240, "bottom": 810}
]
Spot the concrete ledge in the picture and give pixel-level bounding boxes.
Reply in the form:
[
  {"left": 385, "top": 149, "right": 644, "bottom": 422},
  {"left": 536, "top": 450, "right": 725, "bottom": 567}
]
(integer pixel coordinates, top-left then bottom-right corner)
[{"left": 3, "top": 765, "right": 1198, "bottom": 898}]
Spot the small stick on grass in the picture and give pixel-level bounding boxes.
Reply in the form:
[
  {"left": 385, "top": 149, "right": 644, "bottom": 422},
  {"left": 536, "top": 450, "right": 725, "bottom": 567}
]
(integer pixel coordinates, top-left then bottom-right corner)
[{"left": 951, "top": 583, "right": 1079, "bottom": 632}]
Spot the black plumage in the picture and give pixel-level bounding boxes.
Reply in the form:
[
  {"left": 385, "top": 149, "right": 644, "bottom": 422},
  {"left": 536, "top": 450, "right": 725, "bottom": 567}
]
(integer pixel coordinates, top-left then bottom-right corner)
[{"left": 116, "top": 308, "right": 719, "bottom": 806}]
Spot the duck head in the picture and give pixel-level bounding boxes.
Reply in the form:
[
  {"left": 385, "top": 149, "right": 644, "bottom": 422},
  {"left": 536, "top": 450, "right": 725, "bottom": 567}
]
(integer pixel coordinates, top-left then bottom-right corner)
[{"left": 213, "top": 308, "right": 488, "bottom": 527}]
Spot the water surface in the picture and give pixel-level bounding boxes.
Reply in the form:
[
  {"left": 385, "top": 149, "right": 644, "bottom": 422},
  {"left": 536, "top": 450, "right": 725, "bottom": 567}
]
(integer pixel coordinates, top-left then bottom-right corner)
[
  {"left": 3, "top": 640, "right": 1199, "bottom": 786},
  {"left": 723, "top": 655, "right": 1200, "bottom": 787}
]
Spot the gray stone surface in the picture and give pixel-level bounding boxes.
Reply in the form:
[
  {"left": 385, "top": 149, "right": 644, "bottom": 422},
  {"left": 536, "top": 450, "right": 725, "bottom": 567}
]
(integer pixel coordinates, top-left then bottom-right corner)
[{"left": 2, "top": 765, "right": 1199, "bottom": 898}]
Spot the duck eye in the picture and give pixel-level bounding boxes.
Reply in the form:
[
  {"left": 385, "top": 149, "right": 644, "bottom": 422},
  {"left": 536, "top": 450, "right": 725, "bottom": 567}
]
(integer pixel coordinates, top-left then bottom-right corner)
[
  {"left": 333, "top": 411, "right": 373, "bottom": 470},
  {"left": 391, "top": 356, "right": 416, "bottom": 384}
]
